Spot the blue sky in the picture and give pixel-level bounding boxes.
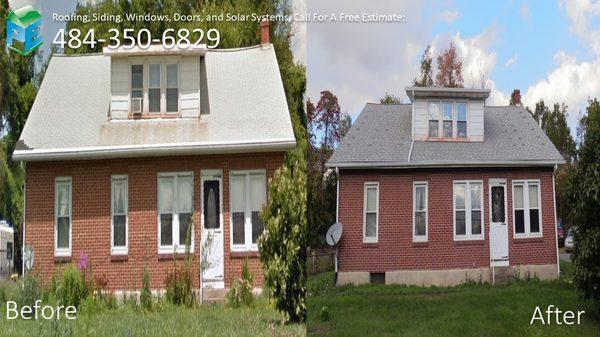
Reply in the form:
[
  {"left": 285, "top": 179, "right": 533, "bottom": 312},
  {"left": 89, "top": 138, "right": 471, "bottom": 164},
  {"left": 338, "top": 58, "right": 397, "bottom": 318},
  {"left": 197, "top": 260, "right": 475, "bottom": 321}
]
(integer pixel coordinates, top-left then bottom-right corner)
[{"left": 307, "top": 0, "right": 600, "bottom": 137}]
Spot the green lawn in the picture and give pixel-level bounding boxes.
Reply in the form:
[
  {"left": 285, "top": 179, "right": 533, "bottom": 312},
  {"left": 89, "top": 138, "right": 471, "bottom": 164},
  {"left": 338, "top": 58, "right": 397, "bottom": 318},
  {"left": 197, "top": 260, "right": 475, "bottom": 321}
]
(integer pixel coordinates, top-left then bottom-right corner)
[
  {"left": 307, "top": 262, "right": 599, "bottom": 337},
  {"left": 0, "top": 297, "right": 305, "bottom": 337}
]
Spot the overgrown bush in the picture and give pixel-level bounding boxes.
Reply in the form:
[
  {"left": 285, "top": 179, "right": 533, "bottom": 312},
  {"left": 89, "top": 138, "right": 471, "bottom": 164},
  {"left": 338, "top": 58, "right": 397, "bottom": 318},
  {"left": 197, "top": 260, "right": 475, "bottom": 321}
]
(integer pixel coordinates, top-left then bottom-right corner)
[
  {"left": 61, "top": 264, "right": 86, "bottom": 308},
  {"left": 140, "top": 266, "right": 152, "bottom": 310},
  {"left": 19, "top": 273, "right": 41, "bottom": 307},
  {"left": 227, "top": 261, "right": 254, "bottom": 308},
  {"left": 165, "top": 258, "right": 196, "bottom": 307},
  {"left": 258, "top": 152, "right": 307, "bottom": 322}
]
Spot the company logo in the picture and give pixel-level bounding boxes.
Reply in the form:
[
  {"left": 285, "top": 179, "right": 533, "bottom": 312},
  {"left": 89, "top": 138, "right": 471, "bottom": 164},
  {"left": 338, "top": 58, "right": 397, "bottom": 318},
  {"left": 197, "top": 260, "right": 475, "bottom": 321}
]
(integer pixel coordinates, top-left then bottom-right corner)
[{"left": 6, "top": 5, "right": 42, "bottom": 56}]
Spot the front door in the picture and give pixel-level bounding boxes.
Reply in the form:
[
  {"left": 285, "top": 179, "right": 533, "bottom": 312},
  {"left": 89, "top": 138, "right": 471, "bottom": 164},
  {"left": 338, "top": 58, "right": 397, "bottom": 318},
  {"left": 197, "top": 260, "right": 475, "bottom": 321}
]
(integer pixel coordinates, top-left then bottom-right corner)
[
  {"left": 489, "top": 180, "right": 509, "bottom": 267},
  {"left": 201, "top": 171, "right": 224, "bottom": 289}
]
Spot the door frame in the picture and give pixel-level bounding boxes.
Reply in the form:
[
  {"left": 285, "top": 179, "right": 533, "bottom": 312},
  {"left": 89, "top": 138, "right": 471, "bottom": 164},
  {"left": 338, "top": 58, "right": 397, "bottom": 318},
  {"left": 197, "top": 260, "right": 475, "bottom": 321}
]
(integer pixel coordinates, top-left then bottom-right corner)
[
  {"left": 200, "top": 170, "right": 224, "bottom": 289},
  {"left": 488, "top": 179, "right": 509, "bottom": 267}
]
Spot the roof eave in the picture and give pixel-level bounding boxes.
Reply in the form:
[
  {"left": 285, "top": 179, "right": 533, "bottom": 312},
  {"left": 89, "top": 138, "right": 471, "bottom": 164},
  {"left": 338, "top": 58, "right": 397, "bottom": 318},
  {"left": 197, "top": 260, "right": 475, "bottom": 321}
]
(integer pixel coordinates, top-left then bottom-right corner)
[
  {"left": 326, "top": 159, "right": 565, "bottom": 169},
  {"left": 405, "top": 86, "right": 491, "bottom": 101},
  {"left": 12, "top": 139, "right": 296, "bottom": 162}
]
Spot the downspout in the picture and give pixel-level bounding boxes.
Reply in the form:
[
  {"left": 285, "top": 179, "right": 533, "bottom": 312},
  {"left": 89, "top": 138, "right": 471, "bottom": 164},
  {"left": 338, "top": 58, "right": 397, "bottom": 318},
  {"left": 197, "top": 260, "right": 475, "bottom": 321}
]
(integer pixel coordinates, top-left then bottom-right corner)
[
  {"left": 22, "top": 162, "right": 26, "bottom": 276},
  {"left": 335, "top": 167, "right": 339, "bottom": 273},
  {"left": 408, "top": 89, "right": 415, "bottom": 162},
  {"left": 552, "top": 164, "right": 560, "bottom": 277}
]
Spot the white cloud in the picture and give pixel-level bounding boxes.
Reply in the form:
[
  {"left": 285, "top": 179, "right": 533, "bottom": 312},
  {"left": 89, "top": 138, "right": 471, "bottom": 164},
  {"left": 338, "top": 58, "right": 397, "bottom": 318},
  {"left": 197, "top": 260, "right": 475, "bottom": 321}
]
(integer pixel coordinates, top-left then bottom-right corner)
[
  {"left": 505, "top": 54, "right": 517, "bottom": 67},
  {"left": 291, "top": 0, "right": 307, "bottom": 64},
  {"left": 438, "top": 10, "right": 459, "bottom": 24},
  {"left": 559, "top": 0, "right": 600, "bottom": 55},
  {"left": 519, "top": 1, "right": 532, "bottom": 22}
]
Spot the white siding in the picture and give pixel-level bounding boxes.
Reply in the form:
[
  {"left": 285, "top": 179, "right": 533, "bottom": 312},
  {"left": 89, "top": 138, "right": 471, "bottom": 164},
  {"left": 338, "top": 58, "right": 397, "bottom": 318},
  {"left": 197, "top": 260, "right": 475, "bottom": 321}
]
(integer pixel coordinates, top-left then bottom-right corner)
[
  {"left": 411, "top": 98, "right": 485, "bottom": 142},
  {"left": 110, "top": 57, "right": 129, "bottom": 119},
  {"left": 180, "top": 56, "right": 200, "bottom": 118}
]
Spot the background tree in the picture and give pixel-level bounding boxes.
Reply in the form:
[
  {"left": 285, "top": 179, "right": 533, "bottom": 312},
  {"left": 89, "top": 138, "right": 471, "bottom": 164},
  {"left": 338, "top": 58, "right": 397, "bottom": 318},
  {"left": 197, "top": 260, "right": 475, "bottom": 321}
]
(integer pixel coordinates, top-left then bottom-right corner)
[
  {"left": 314, "top": 90, "right": 341, "bottom": 149},
  {"left": 380, "top": 93, "right": 401, "bottom": 104},
  {"left": 568, "top": 98, "right": 600, "bottom": 316},
  {"left": 544, "top": 103, "right": 576, "bottom": 162},
  {"left": 435, "top": 42, "right": 463, "bottom": 88},
  {"left": 413, "top": 45, "right": 433, "bottom": 87},
  {"left": 339, "top": 113, "right": 352, "bottom": 140}
]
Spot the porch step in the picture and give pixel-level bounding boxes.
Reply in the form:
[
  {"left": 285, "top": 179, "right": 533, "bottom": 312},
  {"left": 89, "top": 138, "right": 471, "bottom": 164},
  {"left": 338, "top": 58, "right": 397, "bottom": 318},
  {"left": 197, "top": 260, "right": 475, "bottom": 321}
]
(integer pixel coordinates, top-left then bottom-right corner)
[
  {"left": 201, "top": 288, "right": 228, "bottom": 303},
  {"left": 492, "top": 266, "right": 514, "bottom": 284}
]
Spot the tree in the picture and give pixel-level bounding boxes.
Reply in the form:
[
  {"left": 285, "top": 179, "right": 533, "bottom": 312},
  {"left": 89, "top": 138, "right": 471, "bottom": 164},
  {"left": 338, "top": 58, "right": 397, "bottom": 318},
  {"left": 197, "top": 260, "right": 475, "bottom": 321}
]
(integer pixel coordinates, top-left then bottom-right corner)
[
  {"left": 339, "top": 113, "right": 352, "bottom": 140},
  {"left": 435, "top": 42, "right": 463, "bottom": 88},
  {"left": 258, "top": 154, "right": 306, "bottom": 323},
  {"left": 568, "top": 98, "right": 600, "bottom": 316},
  {"left": 529, "top": 100, "right": 549, "bottom": 125},
  {"left": 314, "top": 90, "right": 341, "bottom": 148},
  {"left": 413, "top": 45, "right": 433, "bottom": 87},
  {"left": 380, "top": 93, "right": 401, "bottom": 104},
  {"left": 544, "top": 103, "right": 576, "bottom": 162}
]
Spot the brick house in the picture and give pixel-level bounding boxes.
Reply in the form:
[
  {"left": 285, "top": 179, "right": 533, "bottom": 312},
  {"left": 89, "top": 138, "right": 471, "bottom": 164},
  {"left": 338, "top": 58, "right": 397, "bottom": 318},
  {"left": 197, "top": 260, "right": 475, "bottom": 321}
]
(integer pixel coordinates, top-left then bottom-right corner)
[
  {"left": 327, "top": 87, "right": 564, "bottom": 286},
  {"left": 13, "top": 26, "right": 296, "bottom": 293}
]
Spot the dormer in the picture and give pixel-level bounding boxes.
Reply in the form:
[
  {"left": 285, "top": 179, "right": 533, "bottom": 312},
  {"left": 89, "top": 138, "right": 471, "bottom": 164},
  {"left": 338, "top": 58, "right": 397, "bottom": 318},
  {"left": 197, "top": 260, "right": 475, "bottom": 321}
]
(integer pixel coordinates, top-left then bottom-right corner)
[
  {"left": 104, "top": 44, "right": 207, "bottom": 120},
  {"left": 406, "top": 87, "right": 490, "bottom": 142}
]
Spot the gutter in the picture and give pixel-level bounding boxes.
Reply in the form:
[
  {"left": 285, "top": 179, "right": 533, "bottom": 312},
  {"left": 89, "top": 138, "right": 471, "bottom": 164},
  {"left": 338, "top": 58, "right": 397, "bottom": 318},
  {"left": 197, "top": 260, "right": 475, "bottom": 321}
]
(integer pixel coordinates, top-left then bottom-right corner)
[
  {"left": 408, "top": 140, "right": 414, "bottom": 162},
  {"left": 12, "top": 138, "right": 297, "bottom": 162},
  {"left": 326, "top": 159, "right": 564, "bottom": 169}
]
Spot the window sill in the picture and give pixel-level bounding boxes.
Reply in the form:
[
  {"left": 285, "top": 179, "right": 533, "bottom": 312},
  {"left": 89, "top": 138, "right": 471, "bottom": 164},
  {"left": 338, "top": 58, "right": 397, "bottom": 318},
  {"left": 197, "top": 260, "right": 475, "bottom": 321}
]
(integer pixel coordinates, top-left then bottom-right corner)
[
  {"left": 362, "top": 242, "right": 379, "bottom": 248},
  {"left": 230, "top": 251, "right": 259, "bottom": 259},
  {"left": 157, "top": 253, "right": 191, "bottom": 260},
  {"left": 453, "top": 239, "right": 485, "bottom": 246},
  {"left": 513, "top": 236, "right": 544, "bottom": 243},
  {"left": 54, "top": 255, "right": 72, "bottom": 263},
  {"left": 110, "top": 254, "right": 129, "bottom": 262},
  {"left": 412, "top": 241, "right": 429, "bottom": 247}
]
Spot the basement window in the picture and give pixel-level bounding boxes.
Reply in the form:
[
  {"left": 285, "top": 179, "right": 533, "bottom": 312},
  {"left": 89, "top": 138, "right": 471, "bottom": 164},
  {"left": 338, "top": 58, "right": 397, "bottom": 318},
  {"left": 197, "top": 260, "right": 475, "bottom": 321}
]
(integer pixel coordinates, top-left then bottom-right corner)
[{"left": 370, "top": 272, "right": 385, "bottom": 284}]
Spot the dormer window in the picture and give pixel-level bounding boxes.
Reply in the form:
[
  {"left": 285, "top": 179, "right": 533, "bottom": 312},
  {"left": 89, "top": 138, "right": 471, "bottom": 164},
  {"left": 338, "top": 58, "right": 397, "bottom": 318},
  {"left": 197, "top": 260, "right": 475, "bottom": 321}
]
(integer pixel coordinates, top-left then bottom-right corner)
[
  {"left": 129, "top": 60, "right": 180, "bottom": 116},
  {"left": 428, "top": 100, "right": 468, "bottom": 139}
]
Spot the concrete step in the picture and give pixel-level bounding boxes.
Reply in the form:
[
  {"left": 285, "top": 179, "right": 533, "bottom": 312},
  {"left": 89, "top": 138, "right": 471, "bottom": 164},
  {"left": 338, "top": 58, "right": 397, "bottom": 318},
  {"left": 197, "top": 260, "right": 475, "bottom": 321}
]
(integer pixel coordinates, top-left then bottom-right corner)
[
  {"left": 201, "top": 288, "right": 228, "bottom": 303},
  {"left": 492, "top": 266, "right": 514, "bottom": 284}
]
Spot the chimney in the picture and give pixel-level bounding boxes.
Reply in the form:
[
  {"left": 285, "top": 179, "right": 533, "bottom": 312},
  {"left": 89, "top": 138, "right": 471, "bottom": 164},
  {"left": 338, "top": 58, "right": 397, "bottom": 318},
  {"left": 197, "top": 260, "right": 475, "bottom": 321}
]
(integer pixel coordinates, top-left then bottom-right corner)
[
  {"left": 511, "top": 89, "right": 521, "bottom": 106},
  {"left": 260, "top": 19, "right": 270, "bottom": 46}
]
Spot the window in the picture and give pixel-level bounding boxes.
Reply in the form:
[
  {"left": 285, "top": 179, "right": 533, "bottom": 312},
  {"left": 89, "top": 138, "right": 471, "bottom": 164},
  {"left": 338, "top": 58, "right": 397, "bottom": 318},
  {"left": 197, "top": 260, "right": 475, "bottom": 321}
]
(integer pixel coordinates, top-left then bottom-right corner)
[
  {"left": 230, "top": 170, "right": 267, "bottom": 251},
  {"left": 457, "top": 103, "right": 467, "bottom": 138},
  {"left": 454, "top": 181, "right": 483, "bottom": 240},
  {"left": 363, "top": 182, "right": 379, "bottom": 243},
  {"left": 513, "top": 180, "right": 542, "bottom": 238},
  {"left": 442, "top": 102, "right": 453, "bottom": 138},
  {"left": 148, "top": 64, "right": 161, "bottom": 113},
  {"left": 428, "top": 102, "right": 440, "bottom": 138},
  {"left": 111, "top": 176, "right": 128, "bottom": 255},
  {"left": 158, "top": 173, "right": 193, "bottom": 253},
  {"left": 413, "top": 182, "right": 428, "bottom": 242},
  {"left": 131, "top": 65, "right": 143, "bottom": 112},
  {"left": 166, "top": 64, "right": 179, "bottom": 113},
  {"left": 55, "top": 177, "right": 72, "bottom": 256}
]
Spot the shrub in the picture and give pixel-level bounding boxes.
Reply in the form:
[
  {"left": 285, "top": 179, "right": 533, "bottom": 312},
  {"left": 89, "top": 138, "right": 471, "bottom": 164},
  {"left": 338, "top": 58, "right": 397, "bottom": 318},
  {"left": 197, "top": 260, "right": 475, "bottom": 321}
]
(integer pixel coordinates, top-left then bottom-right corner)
[
  {"left": 258, "top": 152, "right": 307, "bottom": 322},
  {"left": 19, "top": 273, "right": 41, "bottom": 307},
  {"left": 165, "top": 260, "right": 195, "bottom": 307},
  {"left": 62, "top": 264, "right": 86, "bottom": 308},
  {"left": 227, "top": 261, "right": 254, "bottom": 308},
  {"left": 140, "top": 266, "right": 152, "bottom": 311}
]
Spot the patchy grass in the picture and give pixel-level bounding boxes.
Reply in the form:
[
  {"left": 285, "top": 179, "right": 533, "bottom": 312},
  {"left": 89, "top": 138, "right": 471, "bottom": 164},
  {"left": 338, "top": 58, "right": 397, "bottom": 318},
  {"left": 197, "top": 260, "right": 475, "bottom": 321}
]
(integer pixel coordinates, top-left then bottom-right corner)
[
  {"left": 307, "top": 261, "right": 598, "bottom": 337},
  {"left": 0, "top": 296, "right": 305, "bottom": 337}
]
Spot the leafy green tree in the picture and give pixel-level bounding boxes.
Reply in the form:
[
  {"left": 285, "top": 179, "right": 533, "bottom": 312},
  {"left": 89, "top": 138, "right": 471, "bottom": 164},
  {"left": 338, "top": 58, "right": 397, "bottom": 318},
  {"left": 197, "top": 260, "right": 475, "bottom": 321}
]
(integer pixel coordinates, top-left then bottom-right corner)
[
  {"left": 544, "top": 103, "right": 576, "bottom": 162},
  {"left": 258, "top": 154, "right": 306, "bottom": 322},
  {"left": 339, "top": 113, "right": 352, "bottom": 139},
  {"left": 413, "top": 45, "right": 433, "bottom": 87},
  {"left": 380, "top": 93, "right": 401, "bottom": 104},
  {"left": 568, "top": 98, "right": 600, "bottom": 316}
]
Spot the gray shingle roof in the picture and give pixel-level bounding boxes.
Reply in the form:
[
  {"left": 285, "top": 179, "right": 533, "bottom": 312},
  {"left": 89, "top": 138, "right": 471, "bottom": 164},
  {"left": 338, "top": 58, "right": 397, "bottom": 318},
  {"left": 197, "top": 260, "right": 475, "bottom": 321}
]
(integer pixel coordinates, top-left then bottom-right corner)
[
  {"left": 13, "top": 45, "right": 295, "bottom": 161},
  {"left": 327, "top": 103, "right": 564, "bottom": 168}
]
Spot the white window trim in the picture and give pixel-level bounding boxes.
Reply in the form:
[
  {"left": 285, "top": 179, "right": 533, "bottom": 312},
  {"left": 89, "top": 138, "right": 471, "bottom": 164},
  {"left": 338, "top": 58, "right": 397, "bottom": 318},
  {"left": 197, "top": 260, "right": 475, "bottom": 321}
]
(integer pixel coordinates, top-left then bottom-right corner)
[
  {"left": 363, "top": 182, "right": 379, "bottom": 244},
  {"left": 428, "top": 100, "right": 469, "bottom": 139},
  {"left": 512, "top": 179, "right": 543, "bottom": 239},
  {"left": 55, "top": 177, "right": 72, "bottom": 257},
  {"left": 453, "top": 180, "right": 484, "bottom": 241},
  {"left": 229, "top": 169, "right": 267, "bottom": 252},
  {"left": 413, "top": 182, "right": 428, "bottom": 242},
  {"left": 157, "top": 172, "right": 194, "bottom": 254},
  {"left": 128, "top": 57, "right": 181, "bottom": 115},
  {"left": 111, "top": 175, "right": 128, "bottom": 255}
]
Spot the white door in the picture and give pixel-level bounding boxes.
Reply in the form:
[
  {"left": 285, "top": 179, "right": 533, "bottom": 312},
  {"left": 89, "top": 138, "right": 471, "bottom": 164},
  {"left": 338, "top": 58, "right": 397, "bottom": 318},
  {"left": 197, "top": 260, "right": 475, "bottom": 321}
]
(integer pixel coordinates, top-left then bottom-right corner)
[
  {"left": 201, "top": 172, "right": 224, "bottom": 289},
  {"left": 489, "top": 180, "right": 509, "bottom": 267}
]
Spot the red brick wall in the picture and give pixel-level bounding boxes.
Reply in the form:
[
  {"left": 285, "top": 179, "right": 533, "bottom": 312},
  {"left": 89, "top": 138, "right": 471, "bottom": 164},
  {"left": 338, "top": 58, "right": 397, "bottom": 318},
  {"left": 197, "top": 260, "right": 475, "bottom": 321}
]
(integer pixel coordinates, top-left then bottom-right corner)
[
  {"left": 337, "top": 167, "right": 557, "bottom": 272},
  {"left": 24, "top": 152, "right": 285, "bottom": 291}
]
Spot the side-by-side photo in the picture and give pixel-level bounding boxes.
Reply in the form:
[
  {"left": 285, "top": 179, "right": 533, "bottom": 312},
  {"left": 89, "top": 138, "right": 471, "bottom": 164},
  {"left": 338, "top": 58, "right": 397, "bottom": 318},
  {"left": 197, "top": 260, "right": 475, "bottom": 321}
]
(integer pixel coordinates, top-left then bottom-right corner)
[{"left": 306, "top": 1, "right": 600, "bottom": 336}]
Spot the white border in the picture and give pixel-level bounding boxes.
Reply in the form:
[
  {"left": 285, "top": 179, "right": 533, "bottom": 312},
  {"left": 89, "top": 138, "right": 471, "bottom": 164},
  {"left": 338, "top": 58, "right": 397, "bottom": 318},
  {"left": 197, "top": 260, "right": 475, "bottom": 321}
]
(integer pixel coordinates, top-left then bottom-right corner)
[
  {"left": 453, "top": 180, "right": 484, "bottom": 241},
  {"left": 512, "top": 179, "right": 543, "bottom": 239},
  {"left": 363, "top": 182, "right": 379, "bottom": 244},
  {"left": 157, "top": 171, "right": 194, "bottom": 254},
  {"left": 412, "top": 181, "right": 428, "bottom": 242},
  {"left": 229, "top": 169, "right": 267, "bottom": 252},
  {"left": 110, "top": 175, "right": 129, "bottom": 255},
  {"left": 54, "top": 177, "right": 72, "bottom": 257}
]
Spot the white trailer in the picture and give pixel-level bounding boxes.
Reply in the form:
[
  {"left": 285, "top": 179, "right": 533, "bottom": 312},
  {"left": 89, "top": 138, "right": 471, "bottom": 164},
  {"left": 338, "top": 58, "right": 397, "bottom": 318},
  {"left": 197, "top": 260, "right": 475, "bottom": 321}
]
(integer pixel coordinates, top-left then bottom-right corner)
[{"left": 0, "top": 220, "right": 14, "bottom": 279}]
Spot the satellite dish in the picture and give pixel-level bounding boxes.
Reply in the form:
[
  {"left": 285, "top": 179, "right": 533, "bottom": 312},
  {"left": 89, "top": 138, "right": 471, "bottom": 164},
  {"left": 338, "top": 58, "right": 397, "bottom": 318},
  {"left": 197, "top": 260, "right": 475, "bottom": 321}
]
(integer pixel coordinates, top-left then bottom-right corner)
[
  {"left": 24, "top": 245, "right": 34, "bottom": 271},
  {"left": 326, "top": 222, "right": 343, "bottom": 246}
]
